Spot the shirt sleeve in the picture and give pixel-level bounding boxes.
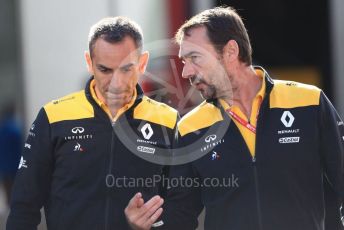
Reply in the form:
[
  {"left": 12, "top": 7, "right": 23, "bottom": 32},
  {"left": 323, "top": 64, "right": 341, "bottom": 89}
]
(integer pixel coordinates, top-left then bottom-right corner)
[{"left": 7, "top": 108, "right": 54, "bottom": 230}]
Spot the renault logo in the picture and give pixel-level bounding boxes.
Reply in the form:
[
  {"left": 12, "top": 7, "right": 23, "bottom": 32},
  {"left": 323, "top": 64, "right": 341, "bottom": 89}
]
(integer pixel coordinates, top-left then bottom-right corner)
[
  {"left": 281, "top": 111, "right": 295, "bottom": 128},
  {"left": 71, "top": 127, "right": 85, "bottom": 134},
  {"left": 205, "top": 134, "right": 217, "bottom": 143},
  {"left": 141, "top": 123, "right": 153, "bottom": 140}
]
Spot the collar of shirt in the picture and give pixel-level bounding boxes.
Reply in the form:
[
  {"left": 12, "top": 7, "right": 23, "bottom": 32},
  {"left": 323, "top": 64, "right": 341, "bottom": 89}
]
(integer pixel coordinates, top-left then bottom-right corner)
[
  {"left": 89, "top": 79, "right": 137, "bottom": 121},
  {"left": 218, "top": 68, "right": 266, "bottom": 157}
]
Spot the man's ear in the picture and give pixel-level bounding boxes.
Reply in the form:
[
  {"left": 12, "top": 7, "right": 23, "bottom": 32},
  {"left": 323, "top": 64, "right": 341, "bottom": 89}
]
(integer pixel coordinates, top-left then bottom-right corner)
[
  {"left": 223, "top": 40, "right": 240, "bottom": 64},
  {"left": 85, "top": 51, "right": 94, "bottom": 75},
  {"left": 138, "top": 51, "right": 149, "bottom": 74}
]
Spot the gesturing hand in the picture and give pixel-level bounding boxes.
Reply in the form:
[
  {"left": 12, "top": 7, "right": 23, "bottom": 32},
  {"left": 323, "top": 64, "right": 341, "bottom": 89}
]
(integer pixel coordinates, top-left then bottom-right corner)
[{"left": 125, "top": 193, "right": 164, "bottom": 230}]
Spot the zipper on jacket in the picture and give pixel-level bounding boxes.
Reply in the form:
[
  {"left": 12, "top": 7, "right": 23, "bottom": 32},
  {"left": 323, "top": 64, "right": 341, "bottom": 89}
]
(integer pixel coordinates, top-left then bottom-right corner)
[
  {"left": 105, "top": 121, "right": 116, "bottom": 230},
  {"left": 252, "top": 156, "right": 263, "bottom": 230},
  {"left": 252, "top": 95, "right": 267, "bottom": 230}
]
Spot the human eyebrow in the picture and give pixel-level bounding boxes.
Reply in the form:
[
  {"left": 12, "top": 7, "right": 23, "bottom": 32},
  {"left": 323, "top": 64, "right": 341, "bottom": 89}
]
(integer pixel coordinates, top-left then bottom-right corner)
[
  {"left": 96, "top": 64, "right": 112, "bottom": 72},
  {"left": 119, "top": 63, "right": 135, "bottom": 71},
  {"left": 180, "top": 51, "right": 202, "bottom": 60}
]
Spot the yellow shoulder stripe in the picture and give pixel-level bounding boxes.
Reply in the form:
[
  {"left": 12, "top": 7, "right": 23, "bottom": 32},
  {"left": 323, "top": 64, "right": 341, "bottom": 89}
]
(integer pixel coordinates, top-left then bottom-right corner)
[
  {"left": 134, "top": 96, "right": 178, "bottom": 129},
  {"left": 178, "top": 101, "right": 223, "bottom": 137},
  {"left": 44, "top": 90, "right": 94, "bottom": 124},
  {"left": 270, "top": 80, "right": 321, "bottom": 109}
]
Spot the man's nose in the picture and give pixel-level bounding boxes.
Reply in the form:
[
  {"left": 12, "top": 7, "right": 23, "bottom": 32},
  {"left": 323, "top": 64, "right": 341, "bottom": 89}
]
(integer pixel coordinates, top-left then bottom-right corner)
[
  {"left": 109, "top": 73, "right": 123, "bottom": 89},
  {"left": 182, "top": 62, "right": 196, "bottom": 79}
]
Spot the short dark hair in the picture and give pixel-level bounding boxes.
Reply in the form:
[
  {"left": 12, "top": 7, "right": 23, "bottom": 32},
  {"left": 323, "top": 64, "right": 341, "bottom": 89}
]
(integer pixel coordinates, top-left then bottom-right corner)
[
  {"left": 175, "top": 6, "right": 252, "bottom": 65},
  {"left": 88, "top": 16, "right": 143, "bottom": 57}
]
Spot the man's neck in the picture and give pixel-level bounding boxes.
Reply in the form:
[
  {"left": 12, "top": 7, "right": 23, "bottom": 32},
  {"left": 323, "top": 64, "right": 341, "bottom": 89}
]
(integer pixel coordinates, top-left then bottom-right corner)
[{"left": 223, "top": 66, "right": 262, "bottom": 118}]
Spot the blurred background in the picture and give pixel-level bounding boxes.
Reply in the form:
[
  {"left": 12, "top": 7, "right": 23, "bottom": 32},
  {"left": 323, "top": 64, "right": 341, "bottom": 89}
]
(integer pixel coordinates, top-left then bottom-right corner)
[{"left": 0, "top": 0, "right": 343, "bottom": 229}]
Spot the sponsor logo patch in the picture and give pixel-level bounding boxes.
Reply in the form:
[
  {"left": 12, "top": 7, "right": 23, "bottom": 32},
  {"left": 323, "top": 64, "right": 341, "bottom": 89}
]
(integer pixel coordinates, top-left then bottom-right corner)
[
  {"left": 279, "top": 136, "right": 300, "bottom": 144},
  {"left": 18, "top": 156, "right": 28, "bottom": 169},
  {"left": 137, "top": 146, "right": 155, "bottom": 154},
  {"left": 141, "top": 123, "right": 154, "bottom": 140},
  {"left": 73, "top": 142, "right": 84, "bottom": 152},
  {"left": 205, "top": 134, "right": 217, "bottom": 143},
  {"left": 281, "top": 111, "right": 295, "bottom": 128},
  {"left": 71, "top": 127, "right": 85, "bottom": 134},
  {"left": 211, "top": 151, "right": 220, "bottom": 160}
]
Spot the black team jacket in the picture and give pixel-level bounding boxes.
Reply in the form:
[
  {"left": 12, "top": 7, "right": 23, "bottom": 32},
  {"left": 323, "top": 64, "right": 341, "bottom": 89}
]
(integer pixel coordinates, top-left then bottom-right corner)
[
  {"left": 160, "top": 67, "right": 344, "bottom": 230},
  {"left": 7, "top": 77, "right": 178, "bottom": 230}
]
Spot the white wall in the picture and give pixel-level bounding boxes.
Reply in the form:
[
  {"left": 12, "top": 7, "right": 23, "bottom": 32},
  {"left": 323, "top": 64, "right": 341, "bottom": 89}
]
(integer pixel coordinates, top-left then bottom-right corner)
[
  {"left": 19, "top": 0, "right": 110, "bottom": 125},
  {"left": 192, "top": 0, "right": 214, "bottom": 15},
  {"left": 112, "top": 0, "right": 168, "bottom": 43}
]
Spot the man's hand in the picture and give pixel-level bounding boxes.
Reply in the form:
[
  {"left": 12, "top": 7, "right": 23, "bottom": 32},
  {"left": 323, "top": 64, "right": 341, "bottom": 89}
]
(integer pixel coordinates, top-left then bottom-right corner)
[{"left": 125, "top": 193, "right": 164, "bottom": 230}]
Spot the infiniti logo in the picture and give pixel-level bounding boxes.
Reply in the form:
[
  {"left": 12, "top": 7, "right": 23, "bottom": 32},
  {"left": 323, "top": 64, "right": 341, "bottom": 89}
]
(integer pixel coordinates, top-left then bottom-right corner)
[
  {"left": 71, "top": 127, "right": 85, "bottom": 134},
  {"left": 205, "top": 134, "right": 217, "bottom": 143}
]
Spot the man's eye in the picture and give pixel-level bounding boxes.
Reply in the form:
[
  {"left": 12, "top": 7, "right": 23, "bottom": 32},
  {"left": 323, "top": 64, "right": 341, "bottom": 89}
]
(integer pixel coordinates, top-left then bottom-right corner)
[
  {"left": 121, "top": 67, "right": 132, "bottom": 73},
  {"left": 191, "top": 55, "right": 199, "bottom": 62},
  {"left": 99, "top": 67, "right": 110, "bottom": 73}
]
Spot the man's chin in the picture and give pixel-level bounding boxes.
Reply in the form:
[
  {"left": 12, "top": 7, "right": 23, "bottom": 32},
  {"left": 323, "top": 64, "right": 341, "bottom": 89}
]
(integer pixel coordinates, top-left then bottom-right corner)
[
  {"left": 200, "top": 91, "right": 216, "bottom": 100},
  {"left": 106, "top": 97, "right": 131, "bottom": 108}
]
